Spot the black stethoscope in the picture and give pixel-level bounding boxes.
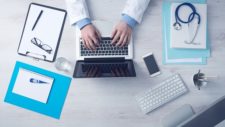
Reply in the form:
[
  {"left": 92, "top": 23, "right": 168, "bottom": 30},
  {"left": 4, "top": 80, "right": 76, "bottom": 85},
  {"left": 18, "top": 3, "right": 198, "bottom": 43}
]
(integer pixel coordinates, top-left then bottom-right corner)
[{"left": 173, "top": 2, "right": 201, "bottom": 45}]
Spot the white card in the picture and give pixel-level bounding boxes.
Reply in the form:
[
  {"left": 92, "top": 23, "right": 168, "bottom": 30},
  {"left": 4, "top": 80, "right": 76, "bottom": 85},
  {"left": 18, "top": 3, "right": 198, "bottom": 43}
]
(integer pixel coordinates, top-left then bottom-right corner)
[{"left": 12, "top": 68, "right": 54, "bottom": 103}]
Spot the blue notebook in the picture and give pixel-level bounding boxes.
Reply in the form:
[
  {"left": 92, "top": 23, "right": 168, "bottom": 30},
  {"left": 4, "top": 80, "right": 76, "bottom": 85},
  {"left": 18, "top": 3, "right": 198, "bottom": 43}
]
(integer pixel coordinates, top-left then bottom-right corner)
[
  {"left": 163, "top": 0, "right": 210, "bottom": 59},
  {"left": 4, "top": 61, "right": 72, "bottom": 119}
]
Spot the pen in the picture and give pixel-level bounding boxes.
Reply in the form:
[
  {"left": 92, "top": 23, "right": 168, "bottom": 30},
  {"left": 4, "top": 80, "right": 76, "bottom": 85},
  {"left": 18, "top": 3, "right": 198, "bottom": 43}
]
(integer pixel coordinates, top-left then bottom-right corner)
[{"left": 32, "top": 10, "right": 43, "bottom": 31}]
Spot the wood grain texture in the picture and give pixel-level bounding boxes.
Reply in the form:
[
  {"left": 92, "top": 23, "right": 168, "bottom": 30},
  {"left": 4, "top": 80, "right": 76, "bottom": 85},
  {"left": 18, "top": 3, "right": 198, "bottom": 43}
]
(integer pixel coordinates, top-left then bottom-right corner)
[{"left": 0, "top": 0, "right": 225, "bottom": 127}]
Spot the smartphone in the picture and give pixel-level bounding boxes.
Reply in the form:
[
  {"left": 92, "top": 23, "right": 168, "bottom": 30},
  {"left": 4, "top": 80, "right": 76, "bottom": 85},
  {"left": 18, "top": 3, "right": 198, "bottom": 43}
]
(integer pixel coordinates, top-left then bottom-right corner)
[{"left": 143, "top": 53, "right": 161, "bottom": 77}]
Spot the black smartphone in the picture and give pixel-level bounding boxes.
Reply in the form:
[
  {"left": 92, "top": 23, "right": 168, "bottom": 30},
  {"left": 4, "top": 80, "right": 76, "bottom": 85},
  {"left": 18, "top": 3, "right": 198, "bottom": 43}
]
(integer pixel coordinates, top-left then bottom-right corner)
[{"left": 143, "top": 53, "right": 161, "bottom": 77}]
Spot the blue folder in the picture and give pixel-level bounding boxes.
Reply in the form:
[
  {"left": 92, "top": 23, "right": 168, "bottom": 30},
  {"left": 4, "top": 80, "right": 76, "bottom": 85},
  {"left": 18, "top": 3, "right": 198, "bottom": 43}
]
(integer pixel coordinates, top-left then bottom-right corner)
[
  {"left": 163, "top": 0, "right": 210, "bottom": 60},
  {"left": 4, "top": 61, "right": 72, "bottom": 119},
  {"left": 162, "top": 0, "right": 207, "bottom": 64}
]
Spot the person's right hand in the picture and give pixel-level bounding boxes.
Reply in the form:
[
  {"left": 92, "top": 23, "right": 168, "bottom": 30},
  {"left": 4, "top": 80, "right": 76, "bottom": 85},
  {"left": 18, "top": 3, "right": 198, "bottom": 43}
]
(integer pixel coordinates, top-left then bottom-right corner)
[{"left": 80, "top": 24, "right": 101, "bottom": 50}]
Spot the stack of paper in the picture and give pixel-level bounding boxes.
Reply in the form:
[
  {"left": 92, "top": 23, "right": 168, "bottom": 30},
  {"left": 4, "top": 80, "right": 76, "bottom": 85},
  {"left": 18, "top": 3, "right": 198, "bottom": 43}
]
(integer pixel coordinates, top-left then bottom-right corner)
[{"left": 162, "top": 0, "right": 210, "bottom": 65}]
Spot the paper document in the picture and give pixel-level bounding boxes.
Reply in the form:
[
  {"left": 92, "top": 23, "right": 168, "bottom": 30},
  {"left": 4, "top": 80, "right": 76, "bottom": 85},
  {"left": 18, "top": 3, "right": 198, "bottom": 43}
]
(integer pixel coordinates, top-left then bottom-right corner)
[{"left": 12, "top": 68, "right": 54, "bottom": 103}]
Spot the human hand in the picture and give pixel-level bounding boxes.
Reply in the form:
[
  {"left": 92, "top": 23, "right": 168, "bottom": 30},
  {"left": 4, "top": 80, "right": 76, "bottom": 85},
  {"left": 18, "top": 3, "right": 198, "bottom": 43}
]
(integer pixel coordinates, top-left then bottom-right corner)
[
  {"left": 81, "top": 24, "right": 101, "bottom": 50},
  {"left": 111, "top": 21, "right": 132, "bottom": 47}
]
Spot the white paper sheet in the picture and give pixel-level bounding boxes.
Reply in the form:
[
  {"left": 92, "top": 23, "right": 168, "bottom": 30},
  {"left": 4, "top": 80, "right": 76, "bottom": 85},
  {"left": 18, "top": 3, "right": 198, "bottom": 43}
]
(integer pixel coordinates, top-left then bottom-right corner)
[{"left": 12, "top": 68, "right": 54, "bottom": 103}]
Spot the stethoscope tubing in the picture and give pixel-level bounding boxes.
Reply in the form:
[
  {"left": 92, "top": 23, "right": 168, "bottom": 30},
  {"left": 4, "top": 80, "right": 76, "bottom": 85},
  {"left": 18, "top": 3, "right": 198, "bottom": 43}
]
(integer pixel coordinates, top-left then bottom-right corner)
[{"left": 175, "top": 2, "right": 201, "bottom": 25}]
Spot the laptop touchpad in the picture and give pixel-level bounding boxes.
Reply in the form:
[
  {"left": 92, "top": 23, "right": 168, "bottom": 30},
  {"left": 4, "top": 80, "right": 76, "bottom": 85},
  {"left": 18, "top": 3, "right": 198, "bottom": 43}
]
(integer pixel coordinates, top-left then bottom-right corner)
[{"left": 92, "top": 20, "right": 113, "bottom": 37}]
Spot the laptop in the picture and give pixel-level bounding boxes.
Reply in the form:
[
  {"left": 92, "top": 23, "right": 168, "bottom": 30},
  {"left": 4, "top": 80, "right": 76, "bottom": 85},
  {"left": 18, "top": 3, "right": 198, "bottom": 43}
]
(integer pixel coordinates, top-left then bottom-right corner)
[{"left": 73, "top": 20, "right": 136, "bottom": 78}]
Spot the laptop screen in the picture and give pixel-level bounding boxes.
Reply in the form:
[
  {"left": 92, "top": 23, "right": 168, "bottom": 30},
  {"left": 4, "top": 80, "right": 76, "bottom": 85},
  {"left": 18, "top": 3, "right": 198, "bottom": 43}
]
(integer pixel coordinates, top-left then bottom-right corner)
[{"left": 73, "top": 60, "right": 136, "bottom": 78}]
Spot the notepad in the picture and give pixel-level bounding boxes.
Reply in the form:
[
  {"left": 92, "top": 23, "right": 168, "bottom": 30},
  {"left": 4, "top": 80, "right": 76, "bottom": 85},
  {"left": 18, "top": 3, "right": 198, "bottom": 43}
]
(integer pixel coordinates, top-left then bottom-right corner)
[
  {"left": 170, "top": 3, "right": 207, "bottom": 49},
  {"left": 12, "top": 68, "right": 54, "bottom": 104}
]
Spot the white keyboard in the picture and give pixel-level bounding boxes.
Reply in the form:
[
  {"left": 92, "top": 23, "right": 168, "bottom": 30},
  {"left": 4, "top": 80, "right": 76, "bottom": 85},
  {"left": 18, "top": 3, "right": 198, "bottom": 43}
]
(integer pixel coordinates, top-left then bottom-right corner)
[{"left": 136, "top": 74, "right": 188, "bottom": 114}]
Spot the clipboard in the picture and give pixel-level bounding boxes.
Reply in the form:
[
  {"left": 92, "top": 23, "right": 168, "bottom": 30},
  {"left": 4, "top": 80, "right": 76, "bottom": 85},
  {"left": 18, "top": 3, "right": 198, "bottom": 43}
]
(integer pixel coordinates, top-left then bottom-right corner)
[{"left": 18, "top": 3, "right": 67, "bottom": 62}]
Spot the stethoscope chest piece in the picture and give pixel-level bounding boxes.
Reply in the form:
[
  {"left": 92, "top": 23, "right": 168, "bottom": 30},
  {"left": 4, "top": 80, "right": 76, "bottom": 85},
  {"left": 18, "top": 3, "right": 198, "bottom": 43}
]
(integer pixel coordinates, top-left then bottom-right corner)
[{"left": 173, "top": 22, "right": 182, "bottom": 30}]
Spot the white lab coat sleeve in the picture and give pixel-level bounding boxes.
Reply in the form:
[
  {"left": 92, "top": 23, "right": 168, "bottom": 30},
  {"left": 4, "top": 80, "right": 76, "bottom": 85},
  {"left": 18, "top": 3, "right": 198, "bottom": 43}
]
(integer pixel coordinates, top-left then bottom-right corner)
[
  {"left": 65, "top": 0, "right": 90, "bottom": 25},
  {"left": 122, "top": 0, "right": 151, "bottom": 23}
]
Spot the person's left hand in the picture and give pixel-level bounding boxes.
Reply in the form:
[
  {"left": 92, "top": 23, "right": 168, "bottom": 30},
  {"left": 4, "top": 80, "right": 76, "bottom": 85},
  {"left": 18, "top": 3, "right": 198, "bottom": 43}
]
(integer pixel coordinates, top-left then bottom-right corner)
[{"left": 111, "top": 21, "right": 132, "bottom": 47}]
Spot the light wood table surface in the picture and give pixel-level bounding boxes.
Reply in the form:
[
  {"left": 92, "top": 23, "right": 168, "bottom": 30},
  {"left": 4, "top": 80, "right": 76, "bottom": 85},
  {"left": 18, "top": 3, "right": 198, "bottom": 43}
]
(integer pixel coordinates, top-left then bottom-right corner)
[{"left": 0, "top": 0, "right": 225, "bottom": 127}]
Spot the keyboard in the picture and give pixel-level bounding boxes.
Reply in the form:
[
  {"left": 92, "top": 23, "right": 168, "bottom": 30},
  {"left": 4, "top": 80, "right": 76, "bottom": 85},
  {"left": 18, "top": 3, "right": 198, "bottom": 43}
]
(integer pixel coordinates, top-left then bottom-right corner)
[
  {"left": 80, "top": 37, "right": 128, "bottom": 56},
  {"left": 136, "top": 74, "right": 188, "bottom": 114}
]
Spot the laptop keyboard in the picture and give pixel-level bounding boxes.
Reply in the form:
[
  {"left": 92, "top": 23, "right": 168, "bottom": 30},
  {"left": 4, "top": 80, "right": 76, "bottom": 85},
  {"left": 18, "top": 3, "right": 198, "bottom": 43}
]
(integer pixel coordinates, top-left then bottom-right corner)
[{"left": 80, "top": 37, "right": 129, "bottom": 56}]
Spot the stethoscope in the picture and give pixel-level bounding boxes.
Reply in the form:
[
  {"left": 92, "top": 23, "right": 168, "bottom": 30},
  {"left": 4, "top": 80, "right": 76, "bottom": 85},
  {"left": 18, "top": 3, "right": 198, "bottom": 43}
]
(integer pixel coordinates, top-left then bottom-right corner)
[{"left": 173, "top": 2, "right": 201, "bottom": 45}]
